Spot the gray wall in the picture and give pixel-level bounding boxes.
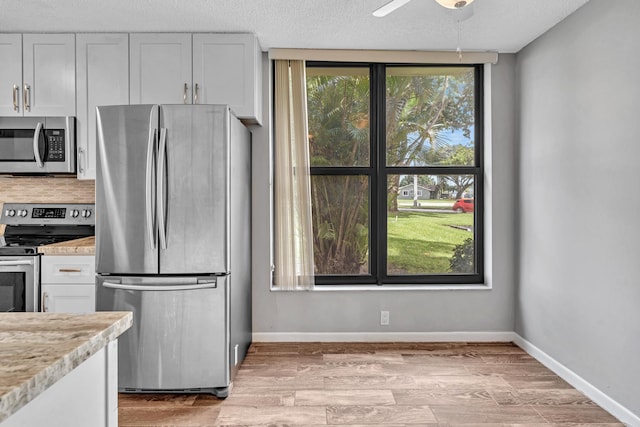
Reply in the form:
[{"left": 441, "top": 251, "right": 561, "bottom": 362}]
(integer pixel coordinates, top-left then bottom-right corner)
[
  {"left": 515, "top": 0, "right": 640, "bottom": 416},
  {"left": 251, "top": 54, "right": 518, "bottom": 335}
]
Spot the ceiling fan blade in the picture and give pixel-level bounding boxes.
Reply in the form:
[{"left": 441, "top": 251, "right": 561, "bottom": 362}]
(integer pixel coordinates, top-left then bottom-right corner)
[{"left": 372, "top": 0, "right": 412, "bottom": 17}]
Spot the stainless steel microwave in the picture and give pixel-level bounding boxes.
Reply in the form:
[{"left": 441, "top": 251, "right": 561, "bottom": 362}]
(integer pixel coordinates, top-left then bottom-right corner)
[{"left": 0, "top": 116, "right": 76, "bottom": 175}]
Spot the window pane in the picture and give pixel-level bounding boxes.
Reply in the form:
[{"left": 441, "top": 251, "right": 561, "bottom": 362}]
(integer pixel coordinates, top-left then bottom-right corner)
[
  {"left": 311, "top": 175, "right": 369, "bottom": 275},
  {"left": 387, "top": 174, "right": 475, "bottom": 275},
  {"left": 307, "top": 67, "right": 370, "bottom": 166},
  {"left": 386, "top": 67, "right": 475, "bottom": 167}
]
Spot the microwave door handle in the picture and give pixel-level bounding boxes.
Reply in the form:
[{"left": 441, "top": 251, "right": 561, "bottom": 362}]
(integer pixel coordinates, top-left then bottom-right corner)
[
  {"left": 146, "top": 127, "right": 157, "bottom": 249},
  {"left": 157, "top": 127, "right": 168, "bottom": 250},
  {"left": 32, "top": 122, "right": 44, "bottom": 168}
]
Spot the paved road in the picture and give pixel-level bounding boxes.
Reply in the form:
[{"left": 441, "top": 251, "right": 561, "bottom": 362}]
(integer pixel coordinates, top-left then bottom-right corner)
[{"left": 398, "top": 207, "right": 459, "bottom": 214}]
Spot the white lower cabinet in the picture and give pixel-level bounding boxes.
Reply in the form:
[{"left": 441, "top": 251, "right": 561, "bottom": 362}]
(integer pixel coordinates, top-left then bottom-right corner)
[
  {"left": 41, "top": 283, "right": 95, "bottom": 313},
  {"left": 1, "top": 341, "right": 118, "bottom": 427},
  {"left": 40, "top": 255, "right": 95, "bottom": 313}
]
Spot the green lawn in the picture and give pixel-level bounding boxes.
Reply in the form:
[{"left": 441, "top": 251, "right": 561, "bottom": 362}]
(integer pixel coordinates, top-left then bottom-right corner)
[{"left": 387, "top": 211, "right": 473, "bottom": 274}]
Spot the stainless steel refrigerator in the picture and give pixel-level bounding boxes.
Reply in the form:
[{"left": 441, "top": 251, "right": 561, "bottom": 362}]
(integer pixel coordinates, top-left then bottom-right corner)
[{"left": 95, "top": 104, "right": 251, "bottom": 398}]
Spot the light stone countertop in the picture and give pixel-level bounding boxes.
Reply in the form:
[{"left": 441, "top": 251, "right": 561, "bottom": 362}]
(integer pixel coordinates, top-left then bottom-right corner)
[
  {"left": 0, "top": 312, "right": 132, "bottom": 423},
  {"left": 37, "top": 236, "right": 96, "bottom": 255}
]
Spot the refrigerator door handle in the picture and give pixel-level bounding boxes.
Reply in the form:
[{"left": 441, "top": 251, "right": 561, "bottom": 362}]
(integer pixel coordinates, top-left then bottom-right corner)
[
  {"left": 157, "top": 127, "right": 168, "bottom": 250},
  {"left": 101, "top": 280, "right": 217, "bottom": 292},
  {"left": 146, "top": 127, "right": 158, "bottom": 249}
]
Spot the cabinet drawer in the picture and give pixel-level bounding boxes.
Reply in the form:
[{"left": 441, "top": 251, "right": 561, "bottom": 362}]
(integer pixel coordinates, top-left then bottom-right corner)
[{"left": 41, "top": 255, "right": 95, "bottom": 284}]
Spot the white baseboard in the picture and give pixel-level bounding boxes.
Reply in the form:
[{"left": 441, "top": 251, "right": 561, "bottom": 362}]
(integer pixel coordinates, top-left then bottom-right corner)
[
  {"left": 252, "top": 331, "right": 516, "bottom": 343},
  {"left": 513, "top": 334, "right": 640, "bottom": 427}
]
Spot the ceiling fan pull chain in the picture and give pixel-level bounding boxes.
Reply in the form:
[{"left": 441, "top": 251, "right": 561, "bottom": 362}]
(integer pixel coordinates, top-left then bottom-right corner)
[{"left": 457, "top": 19, "right": 463, "bottom": 62}]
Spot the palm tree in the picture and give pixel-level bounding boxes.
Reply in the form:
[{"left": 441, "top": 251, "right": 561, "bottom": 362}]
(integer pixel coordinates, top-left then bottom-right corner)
[
  {"left": 307, "top": 73, "right": 370, "bottom": 274},
  {"left": 386, "top": 69, "right": 474, "bottom": 211}
]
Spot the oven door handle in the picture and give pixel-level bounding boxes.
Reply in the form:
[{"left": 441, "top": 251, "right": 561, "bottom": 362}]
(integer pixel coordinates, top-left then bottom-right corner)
[
  {"left": 33, "top": 122, "right": 45, "bottom": 168},
  {"left": 101, "top": 280, "right": 217, "bottom": 292},
  {"left": 0, "top": 260, "right": 34, "bottom": 266}
]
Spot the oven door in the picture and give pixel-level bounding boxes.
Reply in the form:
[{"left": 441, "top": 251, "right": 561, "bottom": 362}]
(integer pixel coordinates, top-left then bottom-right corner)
[{"left": 0, "top": 256, "right": 39, "bottom": 312}]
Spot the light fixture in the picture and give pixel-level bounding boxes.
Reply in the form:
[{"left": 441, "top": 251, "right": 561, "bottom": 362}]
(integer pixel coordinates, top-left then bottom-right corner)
[
  {"left": 434, "top": 0, "right": 475, "bottom": 9},
  {"left": 373, "top": 0, "right": 476, "bottom": 18}
]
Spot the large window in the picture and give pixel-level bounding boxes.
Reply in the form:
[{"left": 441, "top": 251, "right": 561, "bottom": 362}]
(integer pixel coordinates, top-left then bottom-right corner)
[{"left": 306, "top": 62, "right": 483, "bottom": 285}]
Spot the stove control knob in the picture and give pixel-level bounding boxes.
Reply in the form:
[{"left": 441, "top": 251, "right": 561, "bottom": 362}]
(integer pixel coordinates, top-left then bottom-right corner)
[
  {"left": 70, "top": 209, "right": 80, "bottom": 218},
  {"left": 18, "top": 209, "right": 28, "bottom": 217},
  {"left": 5, "top": 209, "right": 16, "bottom": 217},
  {"left": 81, "top": 209, "right": 92, "bottom": 218}
]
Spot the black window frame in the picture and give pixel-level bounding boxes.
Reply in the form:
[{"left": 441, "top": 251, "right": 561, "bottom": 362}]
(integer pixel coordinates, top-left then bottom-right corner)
[{"left": 303, "top": 61, "right": 484, "bottom": 286}]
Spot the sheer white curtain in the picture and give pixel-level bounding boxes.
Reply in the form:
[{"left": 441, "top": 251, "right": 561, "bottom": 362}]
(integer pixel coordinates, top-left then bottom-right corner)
[{"left": 273, "top": 60, "right": 315, "bottom": 291}]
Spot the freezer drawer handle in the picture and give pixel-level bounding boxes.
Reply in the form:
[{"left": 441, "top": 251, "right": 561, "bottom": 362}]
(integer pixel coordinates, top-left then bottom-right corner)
[
  {"left": 0, "top": 260, "right": 33, "bottom": 266},
  {"left": 101, "top": 280, "right": 217, "bottom": 292}
]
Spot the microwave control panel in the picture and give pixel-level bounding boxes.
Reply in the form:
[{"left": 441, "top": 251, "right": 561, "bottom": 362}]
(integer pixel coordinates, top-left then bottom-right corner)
[{"left": 45, "top": 130, "right": 65, "bottom": 161}]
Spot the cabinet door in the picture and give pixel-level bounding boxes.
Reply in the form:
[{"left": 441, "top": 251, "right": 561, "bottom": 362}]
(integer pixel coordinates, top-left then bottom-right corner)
[
  {"left": 0, "top": 34, "right": 23, "bottom": 116},
  {"left": 76, "top": 34, "right": 129, "bottom": 180},
  {"left": 130, "top": 33, "right": 192, "bottom": 105},
  {"left": 22, "top": 34, "right": 76, "bottom": 116},
  {"left": 41, "top": 284, "right": 96, "bottom": 313},
  {"left": 193, "top": 33, "right": 262, "bottom": 124}
]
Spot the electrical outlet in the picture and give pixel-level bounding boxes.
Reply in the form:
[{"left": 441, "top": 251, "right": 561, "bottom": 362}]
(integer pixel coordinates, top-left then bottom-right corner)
[{"left": 380, "top": 310, "right": 390, "bottom": 326}]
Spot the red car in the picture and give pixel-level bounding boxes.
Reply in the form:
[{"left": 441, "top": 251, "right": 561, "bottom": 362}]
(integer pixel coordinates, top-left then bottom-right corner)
[{"left": 452, "top": 198, "right": 474, "bottom": 213}]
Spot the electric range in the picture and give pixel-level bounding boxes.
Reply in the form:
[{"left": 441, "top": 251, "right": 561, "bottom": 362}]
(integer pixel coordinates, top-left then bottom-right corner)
[{"left": 0, "top": 203, "right": 95, "bottom": 311}]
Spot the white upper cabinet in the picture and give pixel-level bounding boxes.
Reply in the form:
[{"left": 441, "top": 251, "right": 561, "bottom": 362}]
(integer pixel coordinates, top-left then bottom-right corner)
[
  {"left": 0, "top": 34, "right": 22, "bottom": 116},
  {"left": 129, "top": 33, "right": 262, "bottom": 124},
  {"left": 130, "top": 33, "right": 192, "bottom": 105},
  {"left": 1, "top": 33, "right": 76, "bottom": 116},
  {"left": 76, "top": 34, "right": 129, "bottom": 180},
  {"left": 193, "top": 33, "right": 262, "bottom": 125}
]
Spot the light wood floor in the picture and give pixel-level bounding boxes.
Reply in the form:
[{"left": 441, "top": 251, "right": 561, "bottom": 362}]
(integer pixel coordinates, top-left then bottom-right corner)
[{"left": 118, "top": 342, "right": 623, "bottom": 426}]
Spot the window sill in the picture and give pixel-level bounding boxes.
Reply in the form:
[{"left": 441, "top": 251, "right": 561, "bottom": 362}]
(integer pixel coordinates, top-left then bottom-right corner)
[{"left": 271, "top": 283, "right": 491, "bottom": 292}]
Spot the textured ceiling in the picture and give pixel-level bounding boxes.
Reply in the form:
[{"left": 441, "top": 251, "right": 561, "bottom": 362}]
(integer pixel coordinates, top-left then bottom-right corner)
[{"left": 0, "top": 0, "right": 590, "bottom": 53}]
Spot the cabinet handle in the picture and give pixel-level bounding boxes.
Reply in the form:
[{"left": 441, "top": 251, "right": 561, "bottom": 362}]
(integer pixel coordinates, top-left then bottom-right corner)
[
  {"left": 183, "top": 83, "right": 188, "bottom": 104},
  {"left": 24, "top": 84, "right": 31, "bottom": 112},
  {"left": 12, "top": 84, "right": 19, "bottom": 112},
  {"left": 41, "top": 291, "right": 48, "bottom": 312},
  {"left": 59, "top": 268, "right": 83, "bottom": 273},
  {"left": 78, "top": 147, "right": 85, "bottom": 173},
  {"left": 194, "top": 83, "right": 199, "bottom": 104}
]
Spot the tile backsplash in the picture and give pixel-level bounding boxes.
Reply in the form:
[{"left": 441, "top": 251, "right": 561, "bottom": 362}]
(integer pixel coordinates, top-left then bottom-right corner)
[{"left": 0, "top": 177, "right": 95, "bottom": 234}]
